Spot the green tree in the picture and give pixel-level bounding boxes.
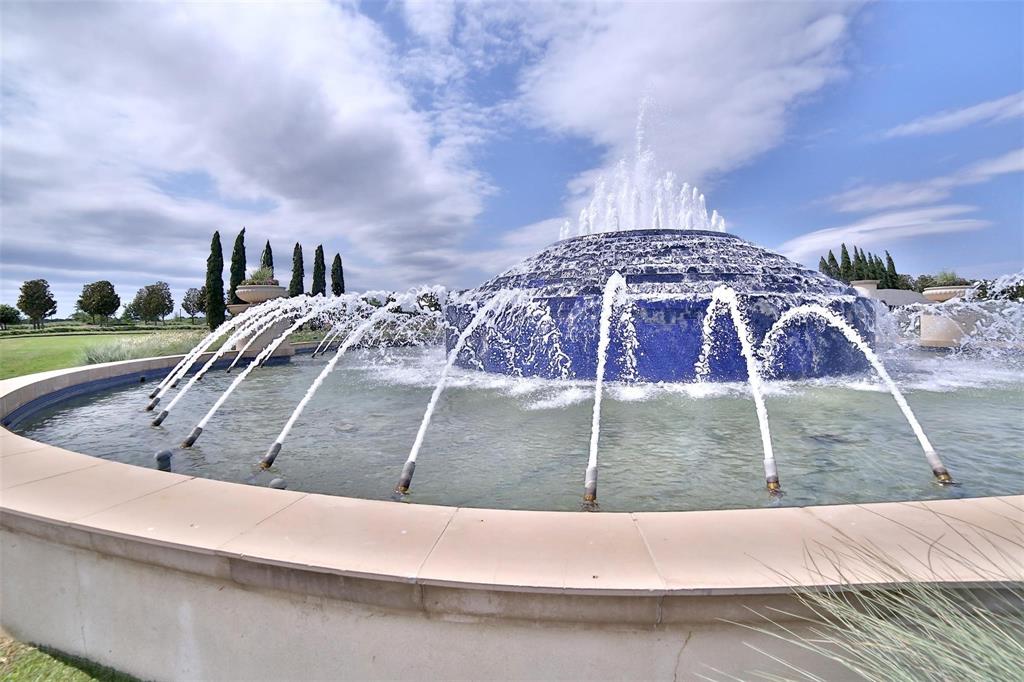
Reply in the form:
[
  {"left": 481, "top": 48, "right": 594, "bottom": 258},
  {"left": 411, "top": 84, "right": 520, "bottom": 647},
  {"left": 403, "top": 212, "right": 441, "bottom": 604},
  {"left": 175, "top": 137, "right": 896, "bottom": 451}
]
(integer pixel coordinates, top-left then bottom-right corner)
[
  {"left": 839, "top": 244, "right": 853, "bottom": 282},
  {"left": 260, "top": 240, "right": 274, "bottom": 275},
  {"left": 288, "top": 243, "right": 304, "bottom": 297},
  {"left": 17, "top": 279, "right": 58, "bottom": 329},
  {"left": 885, "top": 251, "right": 899, "bottom": 289},
  {"left": 77, "top": 280, "right": 120, "bottom": 323},
  {"left": 331, "top": 253, "right": 345, "bottom": 295},
  {"left": 818, "top": 256, "right": 829, "bottom": 276},
  {"left": 131, "top": 282, "right": 174, "bottom": 324},
  {"left": 182, "top": 286, "right": 206, "bottom": 322},
  {"left": 855, "top": 247, "right": 869, "bottom": 280},
  {"left": 0, "top": 304, "right": 21, "bottom": 330},
  {"left": 206, "top": 231, "right": 226, "bottom": 330},
  {"left": 872, "top": 255, "right": 885, "bottom": 282},
  {"left": 228, "top": 228, "right": 246, "bottom": 305},
  {"left": 827, "top": 250, "right": 840, "bottom": 279},
  {"left": 311, "top": 245, "right": 326, "bottom": 296}
]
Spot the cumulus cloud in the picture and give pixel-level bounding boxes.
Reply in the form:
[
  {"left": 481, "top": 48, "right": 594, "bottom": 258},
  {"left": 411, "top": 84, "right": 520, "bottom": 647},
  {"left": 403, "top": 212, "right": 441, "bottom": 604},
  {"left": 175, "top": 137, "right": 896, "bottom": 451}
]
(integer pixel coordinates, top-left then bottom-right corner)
[
  {"left": 2, "top": 1, "right": 865, "bottom": 315},
  {"left": 827, "top": 148, "right": 1024, "bottom": 213},
  {"left": 881, "top": 91, "right": 1024, "bottom": 139},
  {"left": 778, "top": 205, "right": 990, "bottom": 263},
  {"left": 512, "top": 2, "right": 859, "bottom": 187},
  {"left": 1, "top": 2, "right": 488, "bottom": 313}
]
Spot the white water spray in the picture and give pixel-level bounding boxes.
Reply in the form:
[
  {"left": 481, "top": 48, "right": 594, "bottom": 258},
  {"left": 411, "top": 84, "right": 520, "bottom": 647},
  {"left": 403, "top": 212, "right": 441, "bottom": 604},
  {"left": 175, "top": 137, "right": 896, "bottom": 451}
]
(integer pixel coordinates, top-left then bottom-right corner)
[
  {"left": 180, "top": 303, "right": 331, "bottom": 447},
  {"left": 695, "top": 286, "right": 780, "bottom": 492},
  {"left": 762, "top": 304, "right": 953, "bottom": 483},
  {"left": 259, "top": 306, "right": 406, "bottom": 467},
  {"left": 395, "top": 291, "right": 518, "bottom": 492},
  {"left": 151, "top": 300, "right": 299, "bottom": 425},
  {"left": 584, "top": 273, "right": 629, "bottom": 502},
  {"left": 147, "top": 303, "right": 271, "bottom": 403}
]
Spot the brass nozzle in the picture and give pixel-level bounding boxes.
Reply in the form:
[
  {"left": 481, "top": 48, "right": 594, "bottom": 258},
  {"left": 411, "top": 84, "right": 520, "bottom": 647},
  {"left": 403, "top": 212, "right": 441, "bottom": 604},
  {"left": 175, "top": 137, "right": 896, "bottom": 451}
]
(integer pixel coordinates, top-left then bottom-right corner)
[
  {"left": 935, "top": 470, "right": 954, "bottom": 485},
  {"left": 767, "top": 479, "right": 782, "bottom": 495}
]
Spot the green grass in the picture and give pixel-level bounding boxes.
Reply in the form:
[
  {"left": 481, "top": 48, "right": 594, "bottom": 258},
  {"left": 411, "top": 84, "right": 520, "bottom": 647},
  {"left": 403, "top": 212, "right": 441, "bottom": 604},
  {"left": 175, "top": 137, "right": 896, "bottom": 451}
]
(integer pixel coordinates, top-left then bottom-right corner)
[
  {"left": 0, "top": 635, "right": 137, "bottom": 681},
  {"left": 0, "top": 334, "right": 151, "bottom": 379}
]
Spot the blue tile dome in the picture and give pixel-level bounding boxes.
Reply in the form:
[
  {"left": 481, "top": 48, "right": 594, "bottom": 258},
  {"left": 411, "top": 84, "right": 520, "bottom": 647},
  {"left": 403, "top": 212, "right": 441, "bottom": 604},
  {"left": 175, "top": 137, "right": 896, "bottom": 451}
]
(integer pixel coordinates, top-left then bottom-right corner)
[{"left": 446, "top": 229, "right": 877, "bottom": 382}]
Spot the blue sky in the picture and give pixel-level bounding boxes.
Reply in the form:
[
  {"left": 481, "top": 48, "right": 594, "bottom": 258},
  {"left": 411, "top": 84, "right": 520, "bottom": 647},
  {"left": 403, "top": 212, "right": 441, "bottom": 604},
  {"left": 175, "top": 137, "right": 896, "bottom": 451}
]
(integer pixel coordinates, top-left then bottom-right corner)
[{"left": 1, "top": 1, "right": 1021, "bottom": 315}]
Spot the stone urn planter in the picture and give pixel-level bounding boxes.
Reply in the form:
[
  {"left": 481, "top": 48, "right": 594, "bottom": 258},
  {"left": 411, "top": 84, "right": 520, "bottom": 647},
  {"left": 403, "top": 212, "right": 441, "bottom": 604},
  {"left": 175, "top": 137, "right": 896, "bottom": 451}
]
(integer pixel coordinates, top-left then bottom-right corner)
[
  {"left": 923, "top": 285, "right": 972, "bottom": 303},
  {"left": 235, "top": 284, "right": 287, "bottom": 304}
]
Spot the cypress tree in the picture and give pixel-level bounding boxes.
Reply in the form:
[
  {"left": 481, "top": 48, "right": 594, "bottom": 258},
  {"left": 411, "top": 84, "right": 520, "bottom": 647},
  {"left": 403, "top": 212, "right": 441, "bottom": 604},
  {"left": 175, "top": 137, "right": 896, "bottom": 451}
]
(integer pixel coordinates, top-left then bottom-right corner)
[
  {"left": 205, "top": 231, "right": 226, "bottom": 330},
  {"left": 853, "top": 247, "right": 865, "bottom": 280},
  {"left": 839, "top": 244, "right": 853, "bottom": 282},
  {"left": 827, "top": 250, "right": 840, "bottom": 278},
  {"left": 331, "top": 253, "right": 345, "bottom": 295},
  {"left": 288, "top": 243, "right": 304, "bottom": 297},
  {"left": 818, "top": 256, "right": 829, "bottom": 276},
  {"left": 872, "top": 254, "right": 885, "bottom": 281},
  {"left": 311, "top": 245, "right": 326, "bottom": 296},
  {"left": 260, "top": 240, "right": 274, "bottom": 275},
  {"left": 885, "top": 251, "right": 899, "bottom": 289},
  {"left": 228, "top": 228, "right": 246, "bottom": 304}
]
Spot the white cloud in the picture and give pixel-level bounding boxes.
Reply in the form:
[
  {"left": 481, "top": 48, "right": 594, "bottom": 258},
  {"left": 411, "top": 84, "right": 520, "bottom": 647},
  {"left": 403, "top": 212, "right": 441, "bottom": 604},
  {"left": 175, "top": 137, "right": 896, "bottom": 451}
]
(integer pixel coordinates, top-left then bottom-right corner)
[
  {"left": 778, "top": 205, "right": 990, "bottom": 263},
  {"left": 1, "top": 2, "right": 489, "bottom": 313},
  {"left": 827, "top": 148, "right": 1024, "bottom": 213},
  {"left": 512, "top": 3, "right": 859, "bottom": 186},
  {"left": 882, "top": 91, "right": 1024, "bottom": 139},
  {"left": 2, "top": 0, "right": 867, "bottom": 315}
]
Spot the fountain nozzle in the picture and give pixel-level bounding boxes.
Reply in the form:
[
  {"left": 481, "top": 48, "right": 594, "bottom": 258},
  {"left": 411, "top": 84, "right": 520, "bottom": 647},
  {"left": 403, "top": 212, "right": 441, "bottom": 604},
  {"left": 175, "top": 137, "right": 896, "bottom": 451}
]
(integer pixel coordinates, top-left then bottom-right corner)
[
  {"left": 145, "top": 397, "right": 160, "bottom": 411},
  {"left": 181, "top": 427, "right": 203, "bottom": 448},
  {"left": 152, "top": 410, "right": 169, "bottom": 427},
  {"left": 933, "top": 468, "right": 955, "bottom": 485},
  {"left": 583, "top": 466, "right": 597, "bottom": 503},
  {"left": 260, "top": 442, "right": 282, "bottom": 469},
  {"left": 395, "top": 461, "right": 416, "bottom": 494},
  {"left": 766, "top": 477, "right": 783, "bottom": 496}
]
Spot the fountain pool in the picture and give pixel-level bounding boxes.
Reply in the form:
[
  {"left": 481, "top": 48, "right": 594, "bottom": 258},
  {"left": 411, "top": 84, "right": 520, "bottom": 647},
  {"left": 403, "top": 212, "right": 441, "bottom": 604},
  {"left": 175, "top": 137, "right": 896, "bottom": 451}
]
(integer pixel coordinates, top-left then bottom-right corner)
[{"left": 9, "top": 346, "right": 1022, "bottom": 512}]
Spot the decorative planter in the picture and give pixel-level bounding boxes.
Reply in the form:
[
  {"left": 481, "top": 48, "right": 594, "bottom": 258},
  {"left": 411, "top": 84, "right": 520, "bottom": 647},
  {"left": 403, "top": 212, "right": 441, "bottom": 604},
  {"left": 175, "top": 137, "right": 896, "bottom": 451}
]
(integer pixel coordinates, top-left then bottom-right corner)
[
  {"left": 923, "top": 285, "right": 971, "bottom": 303},
  {"left": 850, "top": 279, "right": 880, "bottom": 298},
  {"left": 235, "top": 284, "right": 287, "bottom": 304}
]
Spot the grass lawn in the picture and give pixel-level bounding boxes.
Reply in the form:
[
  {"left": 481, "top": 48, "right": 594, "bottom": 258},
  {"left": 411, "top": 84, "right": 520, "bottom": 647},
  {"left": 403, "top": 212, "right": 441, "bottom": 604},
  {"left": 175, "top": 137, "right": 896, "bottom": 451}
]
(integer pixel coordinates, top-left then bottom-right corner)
[
  {"left": 0, "top": 634, "right": 137, "bottom": 681},
  {"left": 0, "top": 334, "right": 149, "bottom": 380}
]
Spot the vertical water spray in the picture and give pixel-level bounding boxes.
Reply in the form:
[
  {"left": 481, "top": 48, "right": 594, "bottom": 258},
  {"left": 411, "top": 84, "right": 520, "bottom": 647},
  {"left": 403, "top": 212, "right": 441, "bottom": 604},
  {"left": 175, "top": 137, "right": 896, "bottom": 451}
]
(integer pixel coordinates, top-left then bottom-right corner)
[
  {"left": 695, "top": 286, "right": 780, "bottom": 494},
  {"left": 762, "top": 304, "right": 955, "bottom": 485},
  {"left": 394, "top": 291, "right": 518, "bottom": 494},
  {"left": 584, "top": 273, "right": 629, "bottom": 504}
]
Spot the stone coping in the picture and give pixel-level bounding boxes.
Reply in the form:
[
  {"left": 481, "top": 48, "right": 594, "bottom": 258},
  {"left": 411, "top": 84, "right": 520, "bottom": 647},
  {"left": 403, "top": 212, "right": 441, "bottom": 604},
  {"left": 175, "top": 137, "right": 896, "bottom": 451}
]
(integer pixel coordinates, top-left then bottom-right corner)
[{"left": 1, "top": 357, "right": 1022, "bottom": 623}]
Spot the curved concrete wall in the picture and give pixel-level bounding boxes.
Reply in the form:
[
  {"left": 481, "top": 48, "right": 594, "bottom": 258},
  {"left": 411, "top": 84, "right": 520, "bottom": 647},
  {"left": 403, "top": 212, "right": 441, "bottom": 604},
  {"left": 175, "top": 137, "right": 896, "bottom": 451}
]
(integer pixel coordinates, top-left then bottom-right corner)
[{"left": 1, "top": 357, "right": 1021, "bottom": 680}]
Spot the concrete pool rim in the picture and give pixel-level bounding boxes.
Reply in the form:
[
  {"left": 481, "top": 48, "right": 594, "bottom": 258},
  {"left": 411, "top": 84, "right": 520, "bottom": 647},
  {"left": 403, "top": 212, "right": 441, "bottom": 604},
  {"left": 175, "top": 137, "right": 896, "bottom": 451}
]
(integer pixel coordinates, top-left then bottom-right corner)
[{"left": 1, "top": 355, "right": 1020, "bottom": 679}]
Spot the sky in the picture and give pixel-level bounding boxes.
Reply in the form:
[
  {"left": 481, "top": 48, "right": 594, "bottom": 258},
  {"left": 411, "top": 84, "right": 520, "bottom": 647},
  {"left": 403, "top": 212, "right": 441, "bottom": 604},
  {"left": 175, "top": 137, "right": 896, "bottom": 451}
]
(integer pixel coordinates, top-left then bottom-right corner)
[{"left": 1, "top": 0, "right": 1022, "bottom": 317}]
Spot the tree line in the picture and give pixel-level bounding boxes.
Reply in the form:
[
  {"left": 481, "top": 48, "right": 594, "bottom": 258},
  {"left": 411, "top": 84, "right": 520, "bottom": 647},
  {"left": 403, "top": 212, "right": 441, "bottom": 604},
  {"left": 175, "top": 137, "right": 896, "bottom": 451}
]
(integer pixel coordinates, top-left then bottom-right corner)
[
  {"left": 5, "top": 228, "right": 346, "bottom": 331},
  {"left": 205, "top": 228, "right": 345, "bottom": 330},
  {"left": 817, "top": 244, "right": 975, "bottom": 292}
]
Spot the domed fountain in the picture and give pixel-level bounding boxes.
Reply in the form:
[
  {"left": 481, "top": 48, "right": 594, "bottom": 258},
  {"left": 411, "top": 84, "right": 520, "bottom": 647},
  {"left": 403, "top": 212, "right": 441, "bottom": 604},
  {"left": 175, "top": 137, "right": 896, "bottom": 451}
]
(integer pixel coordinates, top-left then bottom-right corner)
[{"left": 445, "top": 229, "right": 876, "bottom": 382}]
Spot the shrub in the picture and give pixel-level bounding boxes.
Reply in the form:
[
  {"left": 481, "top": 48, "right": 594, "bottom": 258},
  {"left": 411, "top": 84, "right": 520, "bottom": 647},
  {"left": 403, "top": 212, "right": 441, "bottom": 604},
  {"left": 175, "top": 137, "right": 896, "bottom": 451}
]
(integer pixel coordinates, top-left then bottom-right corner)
[
  {"left": 241, "top": 266, "right": 279, "bottom": 286},
  {"left": 81, "top": 332, "right": 204, "bottom": 365}
]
